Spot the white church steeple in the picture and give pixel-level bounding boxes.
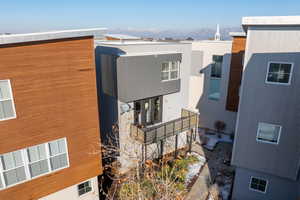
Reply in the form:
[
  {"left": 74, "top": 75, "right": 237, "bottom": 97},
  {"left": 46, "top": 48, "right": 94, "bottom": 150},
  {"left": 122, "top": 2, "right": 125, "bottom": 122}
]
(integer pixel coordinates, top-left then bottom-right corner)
[{"left": 215, "top": 24, "right": 221, "bottom": 41}]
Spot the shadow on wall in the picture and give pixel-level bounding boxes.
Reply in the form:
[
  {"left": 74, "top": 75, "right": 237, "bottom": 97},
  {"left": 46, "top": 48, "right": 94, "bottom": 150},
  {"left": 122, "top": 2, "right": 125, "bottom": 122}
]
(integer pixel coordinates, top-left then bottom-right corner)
[{"left": 196, "top": 53, "right": 237, "bottom": 135}]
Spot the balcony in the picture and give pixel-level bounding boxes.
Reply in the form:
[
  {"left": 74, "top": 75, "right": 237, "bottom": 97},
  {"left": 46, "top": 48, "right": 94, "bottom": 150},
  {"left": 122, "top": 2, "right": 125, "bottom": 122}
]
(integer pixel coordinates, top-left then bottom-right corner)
[{"left": 130, "top": 109, "right": 198, "bottom": 144}]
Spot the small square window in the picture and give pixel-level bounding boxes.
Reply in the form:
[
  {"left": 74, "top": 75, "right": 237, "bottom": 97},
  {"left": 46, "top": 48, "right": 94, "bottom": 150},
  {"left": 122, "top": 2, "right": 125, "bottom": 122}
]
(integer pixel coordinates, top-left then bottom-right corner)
[
  {"left": 266, "top": 62, "right": 293, "bottom": 85},
  {"left": 257, "top": 123, "right": 281, "bottom": 144},
  {"left": 250, "top": 177, "right": 267, "bottom": 193},
  {"left": 161, "top": 61, "right": 180, "bottom": 81},
  {"left": 78, "top": 181, "right": 92, "bottom": 196},
  {"left": 0, "top": 80, "right": 16, "bottom": 121}
]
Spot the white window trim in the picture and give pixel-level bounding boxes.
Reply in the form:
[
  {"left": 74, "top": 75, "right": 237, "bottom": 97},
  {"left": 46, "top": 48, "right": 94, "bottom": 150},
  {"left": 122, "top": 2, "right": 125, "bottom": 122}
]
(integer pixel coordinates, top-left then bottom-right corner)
[
  {"left": 0, "top": 138, "right": 70, "bottom": 191},
  {"left": 256, "top": 122, "right": 282, "bottom": 145},
  {"left": 0, "top": 80, "right": 17, "bottom": 121},
  {"left": 265, "top": 61, "right": 294, "bottom": 86},
  {"left": 249, "top": 176, "right": 268, "bottom": 194},
  {"left": 161, "top": 61, "right": 180, "bottom": 82},
  {"left": 77, "top": 179, "right": 93, "bottom": 197}
]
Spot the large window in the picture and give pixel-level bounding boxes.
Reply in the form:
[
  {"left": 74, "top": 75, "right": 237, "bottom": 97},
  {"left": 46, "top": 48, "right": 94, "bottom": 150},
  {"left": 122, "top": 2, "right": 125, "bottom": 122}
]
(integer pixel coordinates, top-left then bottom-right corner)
[
  {"left": 0, "top": 80, "right": 16, "bottom": 121},
  {"left": 0, "top": 138, "right": 69, "bottom": 190},
  {"left": 256, "top": 123, "right": 281, "bottom": 144},
  {"left": 266, "top": 62, "right": 293, "bottom": 85},
  {"left": 249, "top": 177, "right": 268, "bottom": 193},
  {"left": 78, "top": 180, "right": 92, "bottom": 196},
  {"left": 208, "top": 55, "right": 223, "bottom": 100},
  {"left": 161, "top": 61, "right": 180, "bottom": 81}
]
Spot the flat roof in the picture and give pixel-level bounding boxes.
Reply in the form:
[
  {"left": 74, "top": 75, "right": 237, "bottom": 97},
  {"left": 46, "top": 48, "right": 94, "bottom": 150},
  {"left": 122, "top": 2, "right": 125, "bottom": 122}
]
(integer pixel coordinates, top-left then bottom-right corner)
[
  {"left": 95, "top": 40, "right": 187, "bottom": 46},
  {"left": 119, "top": 51, "right": 182, "bottom": 57},
  {"left": 229, "top": 32, "right": 247, "bottom": 37},
  {"left": 0, "top": 28, "right": 107, "bottom": 45},
  {"left": 104, "top": 33, "right": 141, "bottom": 40},
  {"left": 242, "top": 16, "right": 300, "bottom": 26}
]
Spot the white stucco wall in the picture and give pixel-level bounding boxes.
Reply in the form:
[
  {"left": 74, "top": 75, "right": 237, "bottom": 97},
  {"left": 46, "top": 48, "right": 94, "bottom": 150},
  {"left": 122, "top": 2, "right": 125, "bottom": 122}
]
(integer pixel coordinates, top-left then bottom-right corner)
[
  {"left": 189, "top": 41, "right": 237, "bottom": 133},
  {"left": 39, "top": 177, "right": 99, "bottom": 200}
]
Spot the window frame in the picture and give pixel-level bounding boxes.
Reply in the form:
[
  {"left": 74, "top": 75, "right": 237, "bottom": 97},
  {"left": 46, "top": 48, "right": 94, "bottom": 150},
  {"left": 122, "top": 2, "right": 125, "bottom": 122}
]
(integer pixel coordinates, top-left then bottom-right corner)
[
  {"left": 208, "top": 55, "right": 223, "bottom": 101},
  {"left": 249, "top": 176, "right": 268, "bottom": 194},
  {"left": 0, "top": 138, "right": 69, "bottom": 191},
  {"left": 265, "top": 61, "right": 294, "bottom": 86},
  {"left": 256, "top": 122, "right": 282, "bottom": 145},
  {"left": 77, "top": 180, "right": 93, "bottom": 197},
  {"left": 161, "top": 61, "right": 180, "bottom": 82},
  {"left": 0, "top": 79, "right": 17, "bottom": 121}
]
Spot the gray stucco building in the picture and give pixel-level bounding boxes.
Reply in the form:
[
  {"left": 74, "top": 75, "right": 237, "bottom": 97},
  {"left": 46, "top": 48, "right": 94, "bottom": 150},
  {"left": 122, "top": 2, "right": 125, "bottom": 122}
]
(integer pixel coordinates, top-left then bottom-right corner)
[{"left": 232, "top": 16, "right": 300, "bottom": 200}]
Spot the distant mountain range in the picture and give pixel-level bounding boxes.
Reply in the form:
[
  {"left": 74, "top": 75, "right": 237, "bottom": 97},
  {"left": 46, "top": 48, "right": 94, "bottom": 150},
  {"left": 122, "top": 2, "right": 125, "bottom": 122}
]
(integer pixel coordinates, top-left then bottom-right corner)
[{"left": 108, "top": 27, "right": 243, "bottom": 40}]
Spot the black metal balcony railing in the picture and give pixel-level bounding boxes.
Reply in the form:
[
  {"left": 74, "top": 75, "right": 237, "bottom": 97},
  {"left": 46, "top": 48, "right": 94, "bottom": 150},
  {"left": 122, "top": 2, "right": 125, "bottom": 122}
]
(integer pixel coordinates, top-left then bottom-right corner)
[{"left": 130, "top": 109, "right": 198, "bottom": 144}]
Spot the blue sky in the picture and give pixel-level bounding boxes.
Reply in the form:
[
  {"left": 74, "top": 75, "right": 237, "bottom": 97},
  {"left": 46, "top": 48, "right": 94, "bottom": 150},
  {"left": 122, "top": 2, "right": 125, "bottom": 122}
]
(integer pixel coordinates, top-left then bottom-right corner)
[{"left": 1, "top": 0, "right": 299, "bottom": 33}]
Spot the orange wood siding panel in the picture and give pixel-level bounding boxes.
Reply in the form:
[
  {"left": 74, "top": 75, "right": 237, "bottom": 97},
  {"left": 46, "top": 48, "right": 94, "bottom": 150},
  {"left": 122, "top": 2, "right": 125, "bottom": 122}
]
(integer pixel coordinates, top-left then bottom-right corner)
[
  {"left": 226, "top": 36, "right": 246, "bottom": 112},
  {"left": 0, "top": 37, "right": 102, "bottom": 200}
]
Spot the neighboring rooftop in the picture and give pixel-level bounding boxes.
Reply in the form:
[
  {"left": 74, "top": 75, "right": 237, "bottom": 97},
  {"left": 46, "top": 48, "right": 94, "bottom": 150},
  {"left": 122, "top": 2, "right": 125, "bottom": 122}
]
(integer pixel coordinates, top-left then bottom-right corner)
[
  {"left": 0, "top": 28, "right": 107, "bottom": 45},
  {"left": 95, "top": 40, "right": 184, "bottom": 46},
  {"left": 104, "top": 33, "right": 141, "bottom": 40},
  {"left": 242, "top": 16, "right": 300, "bottom": 26}
]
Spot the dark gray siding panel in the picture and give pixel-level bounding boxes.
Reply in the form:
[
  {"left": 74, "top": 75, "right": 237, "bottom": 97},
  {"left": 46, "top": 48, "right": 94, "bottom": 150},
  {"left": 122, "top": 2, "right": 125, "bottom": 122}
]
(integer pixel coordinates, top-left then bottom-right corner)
[
  {"left": 232, "top": 167, "right": 298, "bottom": 200},
  {"left": 232, "top": 52, "right": 300, "bottom": 180},
  {"left": 117, "top": 53, "right": 182, "bottom": 102}
]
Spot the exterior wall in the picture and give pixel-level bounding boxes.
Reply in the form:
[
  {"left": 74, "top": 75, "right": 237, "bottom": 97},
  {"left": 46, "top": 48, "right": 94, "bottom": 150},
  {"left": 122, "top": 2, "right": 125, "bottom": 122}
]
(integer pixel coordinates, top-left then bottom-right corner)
[
  {"left": 40, "top": 177, "right": 99, "bottom": 200},
  {"left": 232, "top": 167, "right": 298, "bottom": 200},
  {"left": 232, "top": 26, "right": 300, "bottom": 180},
  {"left": 226, "top": 36, "right": 246, "bottom": 112},
  {"left": 189, "top": 41, "right": 237, "bottom": 133},
  {"left": 0, "top": 37, "right": 102, "bottom": 200},
  {"left": 95, "top": 42, "right": 192, "bottom": 172},
  {"left": 117, "top": 53, "right": 181, "bottom": 103}
]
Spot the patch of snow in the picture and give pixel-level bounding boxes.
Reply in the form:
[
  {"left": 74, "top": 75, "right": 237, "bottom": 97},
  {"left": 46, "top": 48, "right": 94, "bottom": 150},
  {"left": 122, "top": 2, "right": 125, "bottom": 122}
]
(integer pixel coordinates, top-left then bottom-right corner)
[
  {"left": 203, "top": 132, "right": 233, "bottom": 150},
  {"left": 185, "top": 152, "right": 206, "bottom": 185}
]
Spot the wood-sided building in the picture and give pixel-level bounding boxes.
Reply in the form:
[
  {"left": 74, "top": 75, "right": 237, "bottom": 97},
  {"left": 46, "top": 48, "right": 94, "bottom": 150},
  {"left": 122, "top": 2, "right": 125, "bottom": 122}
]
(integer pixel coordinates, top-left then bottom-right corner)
[{"left": 0, "top": 28, "right": 105, "bottom": 200}]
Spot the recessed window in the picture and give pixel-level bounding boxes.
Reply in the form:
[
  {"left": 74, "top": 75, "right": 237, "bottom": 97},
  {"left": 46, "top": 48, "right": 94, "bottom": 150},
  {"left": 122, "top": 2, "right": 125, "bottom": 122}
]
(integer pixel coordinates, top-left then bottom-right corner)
[
  {"left": 78, "top": 180, "right": 92, "bottom": 196},
  {"left": 249, "top": 177, "right": 267, "bottom": 193},
  {"left": 0, "top": 138, "right": 69, "bottom": 190},
  {"left": 0, "top": 80, "right": 16, "bottom": 121},
  {"left": 266, "top": 62, "right": 293, "bottom": 85},
  {"left": 208, "top": 55, "right": 223, "bottom": 100},
  {"left": 161, "top": 61, "right": 180, "bottom": 81},
  {"left": 256, "top": 123, "right": 281, "bottom": 144}
]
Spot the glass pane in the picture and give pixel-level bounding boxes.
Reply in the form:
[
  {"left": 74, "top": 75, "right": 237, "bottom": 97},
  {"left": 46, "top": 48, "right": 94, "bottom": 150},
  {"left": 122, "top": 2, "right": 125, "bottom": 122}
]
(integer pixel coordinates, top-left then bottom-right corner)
[
  {"left": 58, "top": 139, "right": 66, "bottom": 154},
  {"left": 50, "top": 153, "right": 68, "bottom": 170},
  {"left": 161, "top": 63, "right": 169, "bottom": 72},
  {"left": 281, "top": 64, "right": 292, "bottom": 73},
  {"left": 49, "top": 141, "right": 59, "bottom": 156},
  {"left": 29, "top": 160, "right": 49, "bottom": 177},
  {"left": 161, "top": 72, "right": 169, "bottom": 81},
  {"left": 213, "top": 55, "right": 223, "bottom": 62},
  {"left": 28, "top": 144, "right": 47, "bottom": 163},
  {"left": 277, "top": 73, "right": 290, "bottom": 83},
  {"left": 171, "top": 61, "right": 178, "bottom": 70},
  {"left": 269, "top": 63, "right": 280, "bottom": 72},
  {"left": 3, "top": 166, "right": 26, "bottom": 186},
  {"left": 0, "top": 100, "right": 15, "bottom": 119},
  {"left": 0, "top": 177, "right": 3, "bottom": 189},
  {"left": 0, "top": 80, "right": 12, "bottom": 100},
  {"left": 267, "top": 73, "right": 278, "bottom": 82},
  {"left": 211, "top": 62, "right": 222, "bottom": 78},
  {"left": 258, "top": 123, "right": 280, "bottom": 142},
  {"left": 208, "top": 78, "right": 221, "bottom": 100},
  {"left": 1, "top": 151, "right": 23, "bottom": 170},
  {"left": 170, "top": 71, "right": 178, "bottom": 79},
  {"left": 78, "top": 183, "right": 85, "bottom": 190}
]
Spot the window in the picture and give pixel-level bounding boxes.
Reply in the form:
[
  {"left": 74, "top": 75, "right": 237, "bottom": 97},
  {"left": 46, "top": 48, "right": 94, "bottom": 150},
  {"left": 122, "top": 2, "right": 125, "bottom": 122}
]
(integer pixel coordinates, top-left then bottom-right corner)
[
  {"left": 0, "top": 80, "right": 16, "bottom": 121},
  {"left": 161, "top": 61, "right": 180, "bottom": 81},
  {"left": 49, "top": 138, "right": 69, "bottom": 170},
  {"left": 208, "top": 55, "right": 223, "bottom": 100},
  {"left": 266, "top": 62, "right": 293, "bottom": 85},
  {"left": 249, "top": 177, "right": 267, "bottom": 193},
  {"left": 257, "top": 123, "right": 281, "bottom": 144},
  {"left": 27, "top": 144, "right": 49, "bottom": 178},
  {"left": 0, "top": 150, "right": 27, "bottom": 187},
  {"left": 78, "top": 180, "right": 92, "bottom": 196},
  {"left": 0, "top": 138, "right": 69, "bottom": 190}
]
